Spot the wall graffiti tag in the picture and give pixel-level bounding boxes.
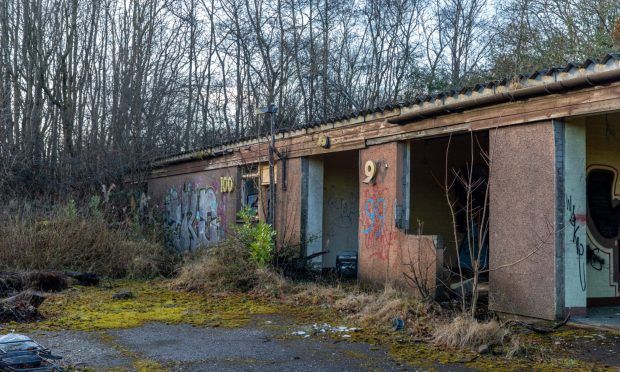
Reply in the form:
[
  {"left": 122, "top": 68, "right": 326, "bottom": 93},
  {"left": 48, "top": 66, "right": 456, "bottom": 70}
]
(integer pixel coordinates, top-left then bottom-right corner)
[
  {"left": 566, "top": 194, "right": 587, "bottom": 291},
  {"left": 326, "top": 196, "right": 356, "bottom": 228},
  {"left": 361, "top": 188, "right": 398, "bottom": 261},
  {"left": 362, "top": 195, "right": 386, "bottom": 237},
  {"left": 164, "top": 181, "right": 221, "bottom": 251}
]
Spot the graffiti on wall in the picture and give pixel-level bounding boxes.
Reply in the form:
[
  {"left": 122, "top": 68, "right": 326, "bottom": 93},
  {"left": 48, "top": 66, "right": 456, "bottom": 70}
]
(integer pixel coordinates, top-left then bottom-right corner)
[
  {"left": 361, "top": 188, "right": 398, "bottom": 261},
  {"left": 566, "top": 194, "right": 587, "bottom": 291},
  {"left": 164, "top": 181, "right": 222, "bottom": 251},
  {"left": 587, "top": 166, "right": 620, "bottom": 291},
  {"left": 326, "top": 196, "right": 356, "bottom": 228},
  {"left": 362, "top": 192, "right": 386, "bottom": 237}
]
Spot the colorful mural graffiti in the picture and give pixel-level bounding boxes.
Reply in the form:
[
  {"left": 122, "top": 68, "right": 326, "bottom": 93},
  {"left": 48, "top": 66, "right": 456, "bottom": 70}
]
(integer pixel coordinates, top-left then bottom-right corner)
[{"left": 164, "top": 181, "right": 222, "bottom": 251}]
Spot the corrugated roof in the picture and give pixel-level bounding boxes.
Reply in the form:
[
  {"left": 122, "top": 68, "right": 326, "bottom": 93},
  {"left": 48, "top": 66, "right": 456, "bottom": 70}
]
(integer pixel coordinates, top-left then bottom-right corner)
[{"left": 153, "top": 52, "right": 620, "bottom": 165}]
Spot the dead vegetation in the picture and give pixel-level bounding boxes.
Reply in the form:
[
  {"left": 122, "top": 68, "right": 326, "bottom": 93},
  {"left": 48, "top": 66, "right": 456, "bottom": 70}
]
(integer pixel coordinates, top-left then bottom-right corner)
[
  {"left": 0, "top": 213, "right": 174, "bottom": 278},
  {"left": 432, "top": 315, "right": 522, "bottom": 357},
  {"left": 173, "top": 242, "right": 432, "bottom": 335},
  {"left": 0, "top": 290, "right": 46, "bottom": 323},
  {"left": 0, "top": 271, "right": 72, "bottom": 323},
  {"left": 0, "top": 271, "right": 68, "bottom": 296},
  {"left": 173, "top": 238, "right": 531, "bottom": 360},
  {"left": 172, "top": 240, "right": 273, "bottom": 293}
]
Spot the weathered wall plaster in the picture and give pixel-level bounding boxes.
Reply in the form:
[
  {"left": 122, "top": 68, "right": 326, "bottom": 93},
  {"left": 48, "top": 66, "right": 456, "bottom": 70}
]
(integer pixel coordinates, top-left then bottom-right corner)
[
  {"left": 359, "top": 142, "right": 443, "bottom": 295},
  {"left": 305, "top": 157, "right": 324, "bottom": 269},
  {"left": 276, "top": 157, "right": 303, "bottom": 252},
  {"left": 562, "top": 118, "right": 588, "bottom": 312},
  {"left": 489, "top": 122, "right": 558, "bottom": 320}
]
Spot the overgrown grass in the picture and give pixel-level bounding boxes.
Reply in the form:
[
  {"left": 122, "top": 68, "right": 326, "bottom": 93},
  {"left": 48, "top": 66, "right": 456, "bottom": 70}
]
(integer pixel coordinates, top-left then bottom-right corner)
[
  {"left": 0, "top": 210, "right": 175, "bottom": 278},
  {"left": 173, "top": 240, "right": 425, "bottom": 333},
  {"left": 432, "top": 315, "right": 521, "bottom": 357}
]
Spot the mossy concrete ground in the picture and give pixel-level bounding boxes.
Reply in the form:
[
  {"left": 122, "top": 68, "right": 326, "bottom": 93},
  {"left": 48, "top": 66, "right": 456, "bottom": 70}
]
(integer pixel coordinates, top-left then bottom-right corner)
[{"left": 2, "top": 280, "right": 619, "bottom": 371}]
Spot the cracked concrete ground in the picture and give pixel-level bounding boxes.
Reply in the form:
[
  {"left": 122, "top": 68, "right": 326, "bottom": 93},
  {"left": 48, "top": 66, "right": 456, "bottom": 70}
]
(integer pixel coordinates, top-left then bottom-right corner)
[{"left": 32, "top": 319, "right": 434, "bottom": 371}]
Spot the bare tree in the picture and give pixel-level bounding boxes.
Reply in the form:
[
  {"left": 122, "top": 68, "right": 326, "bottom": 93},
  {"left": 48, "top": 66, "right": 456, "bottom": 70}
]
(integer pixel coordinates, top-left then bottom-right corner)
[{"left": 0, "top": 0, "right": 614, "bottom": 199}]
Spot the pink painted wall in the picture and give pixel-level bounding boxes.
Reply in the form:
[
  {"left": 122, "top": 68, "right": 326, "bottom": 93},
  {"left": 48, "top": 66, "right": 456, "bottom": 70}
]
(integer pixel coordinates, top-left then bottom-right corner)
[
  {"left": 489, "top": 122, "right": 558, "bottom": 320},
  {"left": 359, "top": 142, "right": 443, "bottom": 296}
]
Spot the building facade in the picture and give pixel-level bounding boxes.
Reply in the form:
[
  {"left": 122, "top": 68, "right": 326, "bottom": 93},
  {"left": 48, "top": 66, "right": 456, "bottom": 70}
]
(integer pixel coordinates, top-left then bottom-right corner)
[{"left": 146, "top": 54, "right": 620, "bottom": 320}]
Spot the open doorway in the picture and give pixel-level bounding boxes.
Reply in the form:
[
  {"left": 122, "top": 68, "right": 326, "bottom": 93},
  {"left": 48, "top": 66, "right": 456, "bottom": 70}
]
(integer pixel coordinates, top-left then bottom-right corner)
[
  {"left": 585, "top": 113, "right": 620, "bottom": 306},
  {"left": 564, "top": 113, "right": 620, "bottom": 327},
  {"left": 409, "top": 132, "right": 490, "bottom": 290},
  {"left": 322, "top": 151, "right": 360, "bottom": 276},
  {"left": 302, "top": 150, "right": 360, "bottom": 276}
]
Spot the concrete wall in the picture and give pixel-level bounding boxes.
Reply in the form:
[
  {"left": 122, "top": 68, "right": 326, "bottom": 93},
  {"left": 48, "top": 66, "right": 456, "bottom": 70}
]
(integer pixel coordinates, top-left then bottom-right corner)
[
  {"left": 322, "top": 152, "right": 359, "bottom": 268},
  {"left": 585, "top": 113, "right": 620, "bottom": 299},
  {"left": 489, "top": 122, "right": 558, "bottom": 320},
  {"left": 305, "top": 157, "right": 324, "bottom": 269},
  {"left": 359, "top": 142, "right": 443, "bottom": 295},
  {"left": 562, "top": 118, "right": 588, "bottom": 313},
  {"left": 148, "top": 166, "right": 240, "bottom": 251}
]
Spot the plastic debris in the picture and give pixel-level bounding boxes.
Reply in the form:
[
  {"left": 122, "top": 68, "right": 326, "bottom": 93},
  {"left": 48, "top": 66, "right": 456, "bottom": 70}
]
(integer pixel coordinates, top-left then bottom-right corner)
[
  {"left": 0, "top": 333, "right": 62, "bottom": 371},
  {"left": 291, "top": 323, "right": 361, "bottom": 338},
  {"left": 392, "top": 318, "right": 405, "bottom": 331}
]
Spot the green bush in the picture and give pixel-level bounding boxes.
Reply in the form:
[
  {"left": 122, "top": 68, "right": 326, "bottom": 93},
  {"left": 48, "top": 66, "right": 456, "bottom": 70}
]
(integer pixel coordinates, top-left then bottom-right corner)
[{"left": 235, "top": 206, "right": 275, "bottom": 268}]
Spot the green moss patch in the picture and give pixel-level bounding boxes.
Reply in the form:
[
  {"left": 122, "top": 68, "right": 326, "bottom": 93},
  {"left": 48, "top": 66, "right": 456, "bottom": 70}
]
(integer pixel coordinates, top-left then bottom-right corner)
[{"left": 8, "top": 280, "right": 277, "bottom": 332}]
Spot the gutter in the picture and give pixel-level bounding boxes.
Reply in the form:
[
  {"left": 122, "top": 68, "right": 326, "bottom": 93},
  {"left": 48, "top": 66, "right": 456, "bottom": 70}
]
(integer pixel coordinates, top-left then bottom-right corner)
[
  {"left": 151, "top": 147, "right": 234, "bottom": 168},
  {"left": 388, "top": 68, "right": 620, "bottom": 125}
]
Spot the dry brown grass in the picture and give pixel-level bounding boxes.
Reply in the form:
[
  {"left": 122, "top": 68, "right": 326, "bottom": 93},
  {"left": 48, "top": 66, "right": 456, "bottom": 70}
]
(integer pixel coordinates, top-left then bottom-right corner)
[
  {"left": 174, "top": 248, "right": 421, "bottom": 328},
  {"left": 433, "top": 315, "right": 510, "bottom": 350},
  {"left": 249, "top": 268, "right": 292, "bottom": 298},
  {"left": 335, "top": 286, "right": 409, "bottom": 324},
  {"left": 289, "top": 284, "right": 347, "bottom": 306},
  {"left": 172, "top": 239, "right": 292, "bottom": 297},
  {"left": 172, "top": 240, "right": 251, "bottom": 292},
  {"left": 0, "top": 215, "right": 173, "bottom": 278}
]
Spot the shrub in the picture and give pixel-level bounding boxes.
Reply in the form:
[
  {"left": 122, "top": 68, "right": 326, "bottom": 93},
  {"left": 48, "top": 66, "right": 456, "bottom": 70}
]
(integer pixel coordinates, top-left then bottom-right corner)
[{"left": 235, "top": 206, "right": 274, "bottom": 268}]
